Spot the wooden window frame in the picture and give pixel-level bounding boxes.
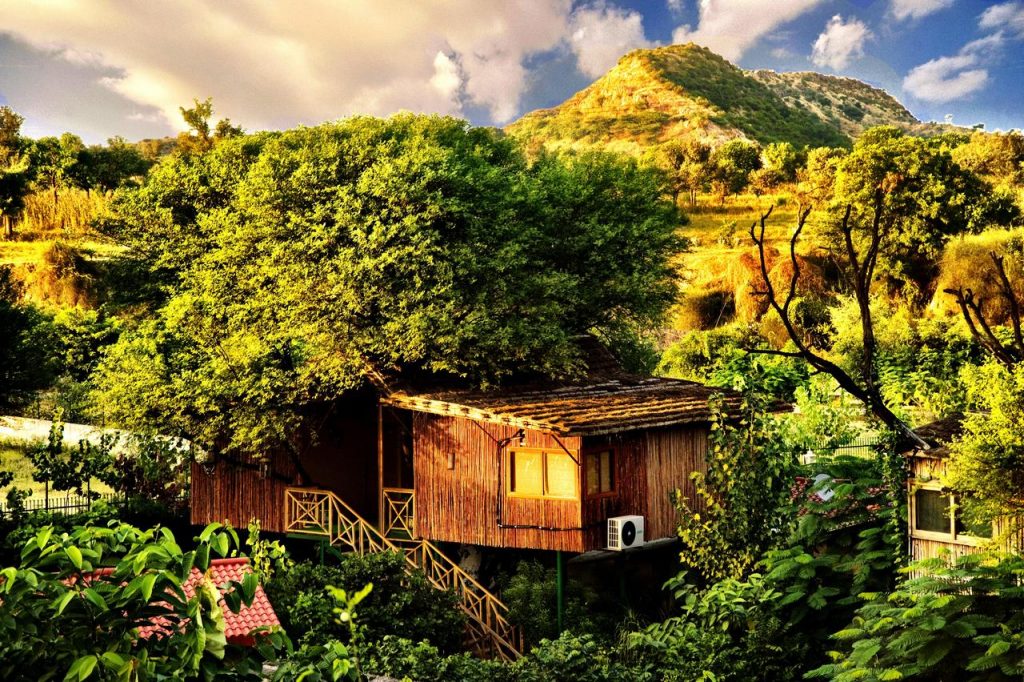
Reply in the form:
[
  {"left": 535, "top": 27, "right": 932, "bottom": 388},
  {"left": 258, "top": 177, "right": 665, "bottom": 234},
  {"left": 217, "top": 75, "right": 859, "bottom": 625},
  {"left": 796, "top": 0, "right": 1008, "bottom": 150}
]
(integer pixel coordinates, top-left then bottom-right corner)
[
  {"left": 506, "top": 447, "right": 579, "bottom": 501},
  {"left": 909, "top": 482, "right": 992, "bottom": 547},
  {"left": 584, "top": 448, "right": 617, "bottom": 499}
]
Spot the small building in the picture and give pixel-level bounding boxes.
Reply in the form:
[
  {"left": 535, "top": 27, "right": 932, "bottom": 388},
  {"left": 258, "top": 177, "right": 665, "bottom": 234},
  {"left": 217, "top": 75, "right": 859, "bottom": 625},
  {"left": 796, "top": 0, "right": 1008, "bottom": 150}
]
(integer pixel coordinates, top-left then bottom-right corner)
[
  {"left": 905, "top": 416, "right": 998, "bottom": 563},
  {"left": 191, "top": 343, "right": 739, "bottom": 554},
  {"left": 189, "top": 340, "right": 740, "bottom": 658}
]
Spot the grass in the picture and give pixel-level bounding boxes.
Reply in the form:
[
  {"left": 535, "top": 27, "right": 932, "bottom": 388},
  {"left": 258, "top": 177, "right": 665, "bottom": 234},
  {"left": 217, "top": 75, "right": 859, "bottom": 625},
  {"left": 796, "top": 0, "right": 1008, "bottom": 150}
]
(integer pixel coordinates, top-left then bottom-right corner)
[
  {"left": 0, "top": 238, "right": 123, "bottom": 267},
  {"left": 0, "top": 439, "right": 114, "bottom": 499}
]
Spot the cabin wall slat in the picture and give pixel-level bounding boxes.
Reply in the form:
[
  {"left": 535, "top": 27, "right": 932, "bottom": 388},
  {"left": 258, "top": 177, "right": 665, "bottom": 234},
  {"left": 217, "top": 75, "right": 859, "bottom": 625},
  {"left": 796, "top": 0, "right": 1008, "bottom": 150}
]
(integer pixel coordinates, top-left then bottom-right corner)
[
  {"left": 643, "top": 426, "right": 709, "bottom": 542},
  {"left": 189, "top": 451, "right": 295, "bottom": 533},
  {"left": 413, "top": 413, "right": 585, "bottom": 551}
]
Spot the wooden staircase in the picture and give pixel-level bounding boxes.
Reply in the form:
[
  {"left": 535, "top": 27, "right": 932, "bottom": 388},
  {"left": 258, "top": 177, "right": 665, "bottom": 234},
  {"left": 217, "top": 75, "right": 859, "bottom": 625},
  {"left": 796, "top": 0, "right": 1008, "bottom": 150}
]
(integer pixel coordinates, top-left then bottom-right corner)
[{"left": 283, "top": 487, "right": 524, "bottom": 661}]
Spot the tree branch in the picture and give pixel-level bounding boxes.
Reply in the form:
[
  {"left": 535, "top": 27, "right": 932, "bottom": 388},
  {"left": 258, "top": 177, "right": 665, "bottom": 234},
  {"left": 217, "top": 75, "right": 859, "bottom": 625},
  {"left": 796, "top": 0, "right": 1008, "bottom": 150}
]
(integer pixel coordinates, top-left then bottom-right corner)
[{"left": 750, "top": 203, "right": 927, "bottom": 449}]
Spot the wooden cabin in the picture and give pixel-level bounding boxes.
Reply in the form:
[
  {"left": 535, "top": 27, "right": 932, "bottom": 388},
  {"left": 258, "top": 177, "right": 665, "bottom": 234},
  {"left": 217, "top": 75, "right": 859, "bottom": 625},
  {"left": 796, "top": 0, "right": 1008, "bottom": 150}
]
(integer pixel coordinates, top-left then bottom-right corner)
[
  {"left": 905, "top": 416, "right": 1004, "bottom": 562},
  {"left": 191, "top": 345, "right": 741, "bottom": 554}
]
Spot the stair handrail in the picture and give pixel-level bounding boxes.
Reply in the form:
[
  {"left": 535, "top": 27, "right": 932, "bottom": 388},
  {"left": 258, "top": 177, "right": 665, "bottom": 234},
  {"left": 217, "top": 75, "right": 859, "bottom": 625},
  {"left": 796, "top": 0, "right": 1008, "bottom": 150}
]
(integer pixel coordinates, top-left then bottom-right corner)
[{"left": 284, "top": 487, "right": 524, "bottom": 659}]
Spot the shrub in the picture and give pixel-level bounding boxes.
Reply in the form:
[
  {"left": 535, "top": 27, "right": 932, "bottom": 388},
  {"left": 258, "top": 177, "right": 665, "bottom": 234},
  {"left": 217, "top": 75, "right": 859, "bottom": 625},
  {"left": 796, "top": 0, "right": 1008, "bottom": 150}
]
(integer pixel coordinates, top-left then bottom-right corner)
[
  {"left": 809, "top": 552, "right": 1024, "bottom": 682},
  {"left": 266, "top": 553, "right": 464, "bottom": 651},
  {"left": 363, "top": 636, "right": 506, "bottom": 682},
  {"left": 512, "top": 632, "right": 640, "bottom": 682},
  {"left": 503, "top": 560, "right": 606, "bottom": 648}
]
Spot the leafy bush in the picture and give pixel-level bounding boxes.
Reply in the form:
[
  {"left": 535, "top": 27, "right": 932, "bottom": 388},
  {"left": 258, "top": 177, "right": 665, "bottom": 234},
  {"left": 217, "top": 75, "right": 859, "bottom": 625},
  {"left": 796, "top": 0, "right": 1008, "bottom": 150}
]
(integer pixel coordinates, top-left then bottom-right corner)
[
  {"left": 363, "top": 636, "right": 506, "bottom": 682},
  {"left": 512, "top": 632, "right": 640, "bottom": 682},
  {"left": 502, "top": 560, "right": 613, "bottom": 648},
  {"left": 675, "top": 393, "right": 799, "bottom": 582},
  {"left": 266, "top": 552, "right": 464, "bottom": 651},
  {"left": 809, "top": 552, "right": 1024, "bottom": 682},
  {"left": 0, "top": 521, "right": 284, "bottom": 680}
]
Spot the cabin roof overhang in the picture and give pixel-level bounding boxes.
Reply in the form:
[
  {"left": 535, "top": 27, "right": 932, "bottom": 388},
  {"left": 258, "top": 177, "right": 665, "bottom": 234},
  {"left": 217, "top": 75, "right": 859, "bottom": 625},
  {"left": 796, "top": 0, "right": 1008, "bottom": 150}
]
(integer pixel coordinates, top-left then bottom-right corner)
[
  {"left": 381, "top": 376, "right": 744, "bottom": 436},
  {"left": 903, "top": 414, "right": 967, "bottom": 460}
]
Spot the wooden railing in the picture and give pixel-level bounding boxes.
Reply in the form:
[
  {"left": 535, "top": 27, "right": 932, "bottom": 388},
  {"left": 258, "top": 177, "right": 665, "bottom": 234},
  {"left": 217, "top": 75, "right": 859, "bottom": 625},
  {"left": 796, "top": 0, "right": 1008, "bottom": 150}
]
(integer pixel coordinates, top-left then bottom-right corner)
[
  {"left": 381, "top": 488, "right": 415, "bottom": 540},
  {"left": 284, "top": 487, "right": 524, "bottom": 661}
]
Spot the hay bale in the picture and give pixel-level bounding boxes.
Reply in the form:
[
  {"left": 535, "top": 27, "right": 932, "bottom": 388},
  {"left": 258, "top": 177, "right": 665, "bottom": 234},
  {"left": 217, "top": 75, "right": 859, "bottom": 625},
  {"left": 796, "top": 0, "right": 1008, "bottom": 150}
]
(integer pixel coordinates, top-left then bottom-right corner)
[{"left": 930, "top": 228, "right": 1024, "bottom": 323}]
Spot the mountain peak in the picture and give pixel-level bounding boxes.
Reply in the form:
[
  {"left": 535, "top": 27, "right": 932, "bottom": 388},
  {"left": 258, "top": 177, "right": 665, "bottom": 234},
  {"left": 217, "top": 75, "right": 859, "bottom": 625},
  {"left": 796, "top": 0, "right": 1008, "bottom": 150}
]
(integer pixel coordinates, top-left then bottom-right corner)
[{"left": 507, "top": 44, "right": 920, "bottom": 154}]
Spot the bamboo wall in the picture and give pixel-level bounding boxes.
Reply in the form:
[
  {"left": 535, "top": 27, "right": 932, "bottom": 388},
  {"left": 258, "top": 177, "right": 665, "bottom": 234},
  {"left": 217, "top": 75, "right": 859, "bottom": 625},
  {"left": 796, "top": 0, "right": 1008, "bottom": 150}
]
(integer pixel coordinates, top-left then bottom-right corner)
[
  {"left": 413, "top": 413, "right": 586, "bottom": 551},
  {"left": 907, "top": 454, "right": 1023, "bottom": 563},
  {"left": 190, "top": 393, "right": 380, "bottom": 533},
  {"left": 190, "top": 451, "right": 296, "bottom": 533},
  {"left": 412, "top": 414, "right": 711, "bottom": 552},
  {"left": 643, "top": 426, "right": 709, "bottom": 542}
]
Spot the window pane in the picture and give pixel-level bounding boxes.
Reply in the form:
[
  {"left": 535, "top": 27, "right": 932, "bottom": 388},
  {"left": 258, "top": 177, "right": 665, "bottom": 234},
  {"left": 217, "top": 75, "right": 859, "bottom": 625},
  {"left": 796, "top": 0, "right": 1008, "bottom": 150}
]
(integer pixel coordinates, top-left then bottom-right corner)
[
  {"left": 585, "top": 453, "right": 600, "bottom": 496},
  {"left": 954, "top": 496, "right": 993, "bottom": 538},
  {"left": 915, "top": 490, "right": 951, "bottom": 534},
  {"left": 510, "top": 451, "right": 543, "bottom": 496},
  {"left": 600, "top": 451, "right": 614, "bottom": 493},
  {"left": 545, "top": 452, "right": 578, "bottom": 499}
]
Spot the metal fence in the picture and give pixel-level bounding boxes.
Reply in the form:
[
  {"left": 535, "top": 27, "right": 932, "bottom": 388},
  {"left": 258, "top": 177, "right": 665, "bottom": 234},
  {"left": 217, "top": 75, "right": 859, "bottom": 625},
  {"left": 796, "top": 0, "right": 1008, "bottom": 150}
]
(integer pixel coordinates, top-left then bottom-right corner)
[
  {"left": 0, "top": 492, "right": 122, "bottom": 516},
  {"left": 799, "top": 434, "right": 882, "bottom": 464}
]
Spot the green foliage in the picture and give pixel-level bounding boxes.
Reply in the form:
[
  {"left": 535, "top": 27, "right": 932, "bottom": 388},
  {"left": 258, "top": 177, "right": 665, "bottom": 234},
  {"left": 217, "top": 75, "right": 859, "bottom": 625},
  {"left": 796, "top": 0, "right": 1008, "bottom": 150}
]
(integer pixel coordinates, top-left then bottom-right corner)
[
  {"left": 244, "top": 518, "right": 291, "bottom": 583},
  {"left": 710, "top": 140, "right": 762, "bottom": 199},
  {"left": 0, "top": 269, "right": 60, "bottom": 409},
  {"left": 781, "top": 375, "right": 862, "bottom": 454},
  {"left": 645, "top": 45, "right": 850, "bottom": 148},
  {"left": 944, "top": 362, "right": 1024, "bottom": 522},
  {"left": 0, "top": 521, "right": 282, "bottom": 680},
  {"left": 94, "top": 115, "right": 683, "bottom": 458},
  {"left": 829, "top": 297, "right": 983, "bottom": 418},
  {"left": 675, "top": 393, "right": 799, "bottom": 582},
  {"left": 812, "top": 126, "right": 1019, "bottom": 298},
  {"left": 0, "top": 106, "right": 33, "bottom": 230},
  {"left": 266, "top": 553, "right": 464, "bottom": 652},
  {"left": 809, "top": 552, "right": 1024, "bottom": 682},
  {"left": 635, "top": 450, "right": 905, "bottom": 682},
  {"left": 512, "top": 631, "right": 639, "bottom": 682},
  {"left": 503, "top": 560, "right": 608, "bottom": 647},
  {"left": 362, "top": 636, "right": 506, "bottom": 682},
  {"left": 658, "top": 325, "right": 808, "bottom": 403}
]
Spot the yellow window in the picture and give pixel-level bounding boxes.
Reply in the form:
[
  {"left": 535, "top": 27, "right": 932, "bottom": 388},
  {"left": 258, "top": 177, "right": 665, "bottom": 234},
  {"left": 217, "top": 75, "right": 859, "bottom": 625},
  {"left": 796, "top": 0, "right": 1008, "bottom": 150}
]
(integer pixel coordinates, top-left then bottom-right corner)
[
  {"left": 509, "top": 450, "right": 543, "bottom": 496},
  {"left": 545, "top": 452, "right": 579, "bottom": 499},
  {"left": 507, "top": 448, "right": 579, "bottom": 499}
]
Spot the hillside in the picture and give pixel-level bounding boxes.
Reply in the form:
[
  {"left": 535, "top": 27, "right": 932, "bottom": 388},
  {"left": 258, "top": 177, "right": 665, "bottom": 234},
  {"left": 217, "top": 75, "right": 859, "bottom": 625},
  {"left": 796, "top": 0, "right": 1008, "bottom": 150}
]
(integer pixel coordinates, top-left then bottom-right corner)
[{"left": 507, "top": 43, "right": 920, "bottom": 154}]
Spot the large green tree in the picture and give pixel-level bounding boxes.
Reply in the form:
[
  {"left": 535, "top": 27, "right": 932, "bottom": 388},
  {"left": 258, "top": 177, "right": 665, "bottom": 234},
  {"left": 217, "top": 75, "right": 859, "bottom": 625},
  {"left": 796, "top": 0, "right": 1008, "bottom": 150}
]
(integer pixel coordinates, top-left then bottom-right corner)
[
  {"left": 93, "top": 115, "right": 683, "bottom": 457},
  {"left": 0, "top": 106, "right": 31, "bottom": 238}
]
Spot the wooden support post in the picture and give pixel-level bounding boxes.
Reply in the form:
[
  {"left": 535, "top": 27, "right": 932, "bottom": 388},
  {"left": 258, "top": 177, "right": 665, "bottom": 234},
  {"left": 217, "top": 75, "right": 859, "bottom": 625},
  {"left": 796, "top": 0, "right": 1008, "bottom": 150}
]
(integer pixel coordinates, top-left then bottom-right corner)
[
  {"left": 378, "top": 404, "right": 384, "bottom": 531},
  {"left": 556, "top": 550, "right": 565, "bottom": 634}
]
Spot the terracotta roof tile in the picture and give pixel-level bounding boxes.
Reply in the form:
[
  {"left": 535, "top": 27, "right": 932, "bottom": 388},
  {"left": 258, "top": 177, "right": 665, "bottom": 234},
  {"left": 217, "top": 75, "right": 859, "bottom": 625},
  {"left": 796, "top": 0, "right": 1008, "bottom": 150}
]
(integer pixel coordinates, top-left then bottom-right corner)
[{"left": 79, "top": 557, "right": 280, "bottom": 646}]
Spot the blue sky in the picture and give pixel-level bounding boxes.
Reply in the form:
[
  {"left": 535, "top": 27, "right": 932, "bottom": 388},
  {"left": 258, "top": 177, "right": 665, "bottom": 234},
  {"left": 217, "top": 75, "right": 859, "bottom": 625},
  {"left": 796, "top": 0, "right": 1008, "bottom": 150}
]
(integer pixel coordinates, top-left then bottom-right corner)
[{"left": 0, "top": 1, "right": 1020, "bottom": 144}]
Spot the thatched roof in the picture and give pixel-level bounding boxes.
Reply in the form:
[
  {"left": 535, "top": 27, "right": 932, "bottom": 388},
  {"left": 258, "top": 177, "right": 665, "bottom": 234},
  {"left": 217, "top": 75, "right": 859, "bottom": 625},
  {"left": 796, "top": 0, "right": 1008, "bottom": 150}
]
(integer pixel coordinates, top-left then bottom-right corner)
[
  {"left": 383, "top": 339, "right": 742, "bottom": 436},
  {"left": 906, "top": 414, "right": 965, "bottom": 459}
]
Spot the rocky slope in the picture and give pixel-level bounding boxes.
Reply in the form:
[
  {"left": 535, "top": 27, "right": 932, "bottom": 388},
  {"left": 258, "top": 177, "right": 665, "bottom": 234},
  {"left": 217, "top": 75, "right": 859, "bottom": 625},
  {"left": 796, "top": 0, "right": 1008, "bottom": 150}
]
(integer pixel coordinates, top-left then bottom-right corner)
[{"left": 507, "top": 43, "right": 923, "bottom": 154}]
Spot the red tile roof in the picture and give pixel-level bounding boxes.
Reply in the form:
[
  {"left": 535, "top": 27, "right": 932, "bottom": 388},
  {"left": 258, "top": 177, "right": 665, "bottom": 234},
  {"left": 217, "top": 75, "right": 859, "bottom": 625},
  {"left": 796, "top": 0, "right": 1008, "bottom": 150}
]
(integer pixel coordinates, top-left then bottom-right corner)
[{"left": 80, "top": 557, "right": 280, "bottom": 646}]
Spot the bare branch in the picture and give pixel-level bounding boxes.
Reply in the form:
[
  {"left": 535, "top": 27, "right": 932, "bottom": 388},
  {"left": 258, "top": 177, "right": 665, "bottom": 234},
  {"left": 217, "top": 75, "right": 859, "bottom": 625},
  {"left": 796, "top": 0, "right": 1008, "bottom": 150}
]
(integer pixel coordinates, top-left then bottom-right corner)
[
  {"left": 992, "top": 251, "right": 1024, "bottom": 359},
  {"left": 750, "top": 203, "right": 927, "bottom": 449}
]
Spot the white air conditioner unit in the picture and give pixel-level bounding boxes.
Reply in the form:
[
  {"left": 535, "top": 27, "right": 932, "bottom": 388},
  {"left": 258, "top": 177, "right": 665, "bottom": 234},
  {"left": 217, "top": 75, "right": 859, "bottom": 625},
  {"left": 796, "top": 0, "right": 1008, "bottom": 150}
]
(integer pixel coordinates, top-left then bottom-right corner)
[{"left": 607, "top": 515, "right": 645, "bottom": 551}]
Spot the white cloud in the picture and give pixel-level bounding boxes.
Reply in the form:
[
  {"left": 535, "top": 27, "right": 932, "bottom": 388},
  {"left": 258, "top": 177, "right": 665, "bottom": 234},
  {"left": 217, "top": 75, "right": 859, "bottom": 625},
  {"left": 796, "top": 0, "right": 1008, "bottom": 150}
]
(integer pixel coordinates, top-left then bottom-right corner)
[
  {"left": 979, "top": 2, "right": 1024, "bottom": 37},
  {"left": 569, "top": 4, "right": 654, "bottom": 78},
  {"left": 903, "top": 54, "right": 988, "bottom": 102},
  {"left": 902, "top": 5, "right": 1019, "bottom": 104},
  {"left": 670, "top": 0, "right": 823, "bottom": 61},
  {"left": 430, "top": 52, "right": 462, "bottom": 104},
  {"left": 0, "top": 0, "right": 573, "bottom": 129},
  {"left": 890, "top": 0, "right": 954, "bottom": 22},
  {"left": 811, "top": 15, "right": 873, "bottom": 70},
  {"left": 666, "top": 0, "right": 685, "bottom": 16}
]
